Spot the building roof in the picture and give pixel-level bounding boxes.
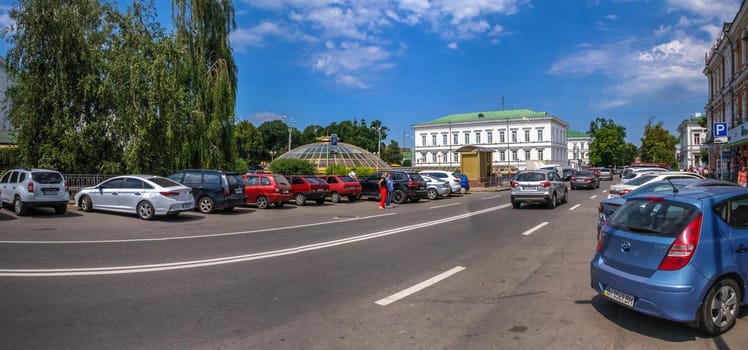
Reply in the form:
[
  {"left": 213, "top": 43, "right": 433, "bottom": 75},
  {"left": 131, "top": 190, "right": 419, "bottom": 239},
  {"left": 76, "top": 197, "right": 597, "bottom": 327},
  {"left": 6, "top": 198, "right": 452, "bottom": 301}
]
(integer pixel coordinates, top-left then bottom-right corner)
[
  {"left": 414, "top": 109, "right": 550, "bottom": 126},
  {"left": 276, "top": 142, "right": 390, "bottom": 171},
  {"left": 567, "top": 129, "right": 587, "bottom": 138}
]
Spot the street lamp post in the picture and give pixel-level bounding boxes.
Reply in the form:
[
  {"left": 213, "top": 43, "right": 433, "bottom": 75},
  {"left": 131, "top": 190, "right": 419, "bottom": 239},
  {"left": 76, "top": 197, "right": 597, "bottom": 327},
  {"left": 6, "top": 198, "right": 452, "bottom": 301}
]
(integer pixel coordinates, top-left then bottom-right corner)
[
  {"left": 283, "top": 115, "right": 295, "bottom": 152},
  {"left": 373, "top": 126, "right": 383, "bottom": 171}
]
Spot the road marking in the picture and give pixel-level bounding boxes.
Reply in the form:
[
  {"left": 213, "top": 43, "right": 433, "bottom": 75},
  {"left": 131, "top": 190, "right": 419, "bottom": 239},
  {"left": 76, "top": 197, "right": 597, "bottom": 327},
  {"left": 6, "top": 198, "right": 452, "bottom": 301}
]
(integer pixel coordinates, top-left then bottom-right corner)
[
  {"left": 375, "top": 266, "right": 466, "bottom": 306},
  {"left": 0, "top": 213, "right": 398, "bottom": 244},
  {"left": 590, "top": 195, "right": 598, "bottom": 199},
  {"left": 569, "top": 204, "right": 581, "bottom": 211},
  {"left": 602, "top": 189, "right": 608, "bottom": 193},
  {"left": 521, "top": 222, "right": 549, "bottom": 236},
  {"left": 0, "top": 204, "right": 511, "bottom": 277},
  {"left": 429, "top": 203, "right": 460, "bottom": 209},
  {"left": 482, "top": 195, "right": 502, "bottom": 200}
]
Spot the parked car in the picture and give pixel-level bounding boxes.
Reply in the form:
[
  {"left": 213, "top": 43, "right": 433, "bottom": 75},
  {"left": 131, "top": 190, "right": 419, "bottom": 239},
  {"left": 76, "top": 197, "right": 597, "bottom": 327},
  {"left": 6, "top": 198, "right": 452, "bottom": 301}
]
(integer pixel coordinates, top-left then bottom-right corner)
[
  {"left": 496, "top": 166, "right": 519, "bottom": 177},
  {"left": 242, "top": 173, "right": 292, "bottom": 209},
  {"left": 320, "top": 175, "right": 362, "bottom": 203},
  {"left": 598, "top": 168, "right": 614, "bottom": 181},
  {"left": 591, "top": 186, "right": 748, "bottom": 335},
  {"left": 167, "top": 169, "right": 244, "bottom": 213},
  {"left": 510, "top": 169, "right": 568, "bottom": 209},
  {"left": 608, "top": 172, "right": 704, "bottom": 198},
  {"left": 421, "top": 175, "right": 451, "bottom": 200},
  {"left": 620, "top": 167, "right": 668, "bottom": 184},
  {"left": 75, "top": 175, "right": 194, "bottom": 220},
  {"left": 286, "top": 175, "right": 329, "bottom": 206},
  {"left": 419, "top": 170, "right": 462, "bottom": 194},
  {"left": 561, "top": 168, "right": 575, "bottom": 181},
  {"left": 569, "top": 170, "right": 600, "bottom": 190},
  {"left": 597, "top": 178, "right": 738, "bottom": 238},
  {"left": 0, "top": 167, "right": 69, "bottom": 216},
  {"left": 360, "top": 170, "right": 428, "bottom": 204}
]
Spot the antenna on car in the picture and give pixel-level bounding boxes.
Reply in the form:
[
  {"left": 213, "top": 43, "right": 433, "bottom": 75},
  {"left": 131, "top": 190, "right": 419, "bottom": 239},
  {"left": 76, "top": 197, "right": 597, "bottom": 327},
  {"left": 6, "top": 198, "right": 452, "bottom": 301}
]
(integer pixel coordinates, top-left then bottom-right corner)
[{"left": 667, "top": 178, "right": 678, "bottom": 194}]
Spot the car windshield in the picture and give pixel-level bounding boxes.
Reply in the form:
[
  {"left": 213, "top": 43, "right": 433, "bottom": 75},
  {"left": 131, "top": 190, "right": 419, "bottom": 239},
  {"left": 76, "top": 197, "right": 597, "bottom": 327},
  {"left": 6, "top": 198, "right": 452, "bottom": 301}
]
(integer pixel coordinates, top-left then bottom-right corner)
[
  {"left": 516, "top": 172, "right": 546, "bottom": 181},
  {"left": 408, "top": 173, "right": 424, "bottom": 181},
  {"left": 147, "top": 176, "right": 183, "bottom": 188},
  {"left": 625, "top": 174, "right": 658, "bottom": 186},
  {"left": 32, "top": 171, "right": 63, "bottom": 184},
  {"left": 621, "top": 181, "right": 687, "bottom": 198},
  {"left": 226, "top": 174, "right": 243, "bottom": 186},
  {"left": 607, "top": 198, "right": 699, "bottom": 238},
  {"left": 273, "top": 175, "right": 290, "bottom": 186},
  {"left": 574, "top": 171, "right": 593, "bottom": 177}
]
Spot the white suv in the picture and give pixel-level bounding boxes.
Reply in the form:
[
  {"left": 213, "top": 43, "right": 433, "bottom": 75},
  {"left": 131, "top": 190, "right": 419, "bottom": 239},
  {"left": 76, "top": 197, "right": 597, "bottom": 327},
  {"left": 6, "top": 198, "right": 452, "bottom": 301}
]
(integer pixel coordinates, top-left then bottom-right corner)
[
  {"left": 0, "top": 168, "right": 69, "bottom": 216},
  {"left": 419, "top": 170, "right": 462, "bottom": 194}
]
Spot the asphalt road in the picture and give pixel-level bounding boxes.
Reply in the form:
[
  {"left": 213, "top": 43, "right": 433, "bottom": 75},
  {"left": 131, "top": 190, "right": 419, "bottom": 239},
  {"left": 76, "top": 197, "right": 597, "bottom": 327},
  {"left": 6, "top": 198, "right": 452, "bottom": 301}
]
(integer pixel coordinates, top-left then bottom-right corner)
[{"left": 1, "top": 186, "right": 746, "bottom": 349}]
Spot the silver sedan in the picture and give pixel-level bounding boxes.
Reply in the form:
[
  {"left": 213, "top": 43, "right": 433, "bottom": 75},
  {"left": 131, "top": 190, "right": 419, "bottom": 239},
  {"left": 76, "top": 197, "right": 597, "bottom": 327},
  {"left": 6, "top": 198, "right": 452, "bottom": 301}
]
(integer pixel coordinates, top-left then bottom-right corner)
[{"left": 74, "top": 175, "right": 194, "bottom": 220}]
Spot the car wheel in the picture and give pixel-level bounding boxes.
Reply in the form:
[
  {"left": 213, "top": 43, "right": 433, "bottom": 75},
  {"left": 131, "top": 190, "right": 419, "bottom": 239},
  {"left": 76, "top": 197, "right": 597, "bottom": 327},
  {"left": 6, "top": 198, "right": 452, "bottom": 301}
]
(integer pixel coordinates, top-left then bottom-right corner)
[
  {"left": 295, "top": 193, "right": 306, "bottom": 206},
  {"left": 547, "top": 193, "right": 557, "bottom": 209},
  {"left": 562, "top": 189, "right": 568, "bottom": 203},
  {"left": 256, "top": 196, "right": 269, "bottom": 209},
  {"left": 55, "top": 205, "right": 67, "bottom": 215},
  {"left": 13, "top": 197, "right": 27, "bottom": 216},
  {"left": 512, "top": 201, "right": 521, "bottom": 209},
  {"left": 137, "top": 201, "right": 155, "bottom": 220},
  {"left": 459, "top": 187, "right": 467, "bottom": 194},
  {"left": 198, "top": 196, "right": 215, "bottom": 214},
  {"left": 392, "top": 189, "right": 406, "bottom": 204},
  {"left": 699, "top": 279, "right": 741, "bottom": 336},
  {"left": 427, "top": 188, "right": 438, "bottom": 200},
  {"left": 80, "top": 195, "right": 93, "bottom": 212},
  {"left": 331, "top": 192, "right": 341, "bottom": 203},
  {"left": 315, "top": 198, "right": 325, "bottom": 205}
]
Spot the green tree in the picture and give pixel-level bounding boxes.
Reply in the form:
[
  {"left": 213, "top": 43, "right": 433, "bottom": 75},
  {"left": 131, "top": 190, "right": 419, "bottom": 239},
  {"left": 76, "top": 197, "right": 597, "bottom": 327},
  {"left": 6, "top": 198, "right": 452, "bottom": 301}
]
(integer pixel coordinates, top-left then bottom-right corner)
[
  {"left": 383, "top": 140, "right": 403, "bottom": 164},
  {"left": 587, "top": 118, "right": 627, "bottom": 167},
  {"left": 621, "top": 143, "right": 639, "bottom": 166},
  {"left": 235, "top": 120, "right": 264, "bottom": 167},
  {"left": 640, "top": 117, "right": 678, "bottom": 168},
  {"left": 258, "top": 120, "right": 292, "bottom": 159},
  {"left": 269, "top": 158, "right": 316, "bottom": 175},
  {"left": 172, "top": 0, "right": 237, "bottom": 170}
]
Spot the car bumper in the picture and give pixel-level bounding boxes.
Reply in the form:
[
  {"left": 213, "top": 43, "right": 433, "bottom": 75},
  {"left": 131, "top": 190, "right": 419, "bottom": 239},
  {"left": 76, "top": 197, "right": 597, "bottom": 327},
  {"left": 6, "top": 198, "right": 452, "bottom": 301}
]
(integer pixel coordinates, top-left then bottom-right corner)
[
  {"left": 164, "top": 200, "right": 195, "bottom": 215},
  {"left": 589, "top": 254, "right": 708, "bottom": 323},
  {"left": 510, "top": 193, "right": 551, "bottom": 203},
  {"left": 571, "top": 182, "right": 596, "bottom": 188}
]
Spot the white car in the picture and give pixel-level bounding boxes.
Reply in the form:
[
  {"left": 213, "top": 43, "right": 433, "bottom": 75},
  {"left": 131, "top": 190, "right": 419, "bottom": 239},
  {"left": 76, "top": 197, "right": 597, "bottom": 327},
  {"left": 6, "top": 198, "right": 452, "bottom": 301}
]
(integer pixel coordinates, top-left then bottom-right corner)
[
  {"left": 419, "top": 170, "right": 462, "bottom": 194},
  {"left": 421, "top": 175, "right": 451, "bottom": 199},
  {"left": 75, "top": 175, "right": 194, "bottom": 220},
  {"left": 608, "top": 172, "right": 704, "bottom": 198},
  {"left": 620, "top": 167, "right": 668, "bottom": 184}
]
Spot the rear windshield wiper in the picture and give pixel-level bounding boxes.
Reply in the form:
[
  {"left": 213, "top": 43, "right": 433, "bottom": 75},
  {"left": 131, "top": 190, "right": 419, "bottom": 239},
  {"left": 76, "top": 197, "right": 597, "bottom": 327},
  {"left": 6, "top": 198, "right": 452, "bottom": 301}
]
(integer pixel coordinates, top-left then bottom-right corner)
[{"left": 624, "top": 225, "right": 661, "bottom": 234}]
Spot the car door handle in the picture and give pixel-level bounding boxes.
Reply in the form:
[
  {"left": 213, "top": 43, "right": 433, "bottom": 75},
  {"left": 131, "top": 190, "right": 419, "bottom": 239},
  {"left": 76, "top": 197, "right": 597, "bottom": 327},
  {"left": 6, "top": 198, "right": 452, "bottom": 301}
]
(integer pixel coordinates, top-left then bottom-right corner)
[
  {"left": 736, "top": 245, "right": 748, "bottom": 254},
  {"left": 134, "top": 192, "right": 141, "bottom": 196},
  {"left": 112, "top": 192, "right": 118, "bottom": 196}
]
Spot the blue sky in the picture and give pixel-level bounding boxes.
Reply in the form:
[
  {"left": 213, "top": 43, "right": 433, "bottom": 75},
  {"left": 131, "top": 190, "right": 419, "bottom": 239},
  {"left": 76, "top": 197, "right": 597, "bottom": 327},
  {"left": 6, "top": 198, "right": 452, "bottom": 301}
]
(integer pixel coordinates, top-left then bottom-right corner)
[{"left": 0, "top": 0, "right": 742, "bottom": 145}]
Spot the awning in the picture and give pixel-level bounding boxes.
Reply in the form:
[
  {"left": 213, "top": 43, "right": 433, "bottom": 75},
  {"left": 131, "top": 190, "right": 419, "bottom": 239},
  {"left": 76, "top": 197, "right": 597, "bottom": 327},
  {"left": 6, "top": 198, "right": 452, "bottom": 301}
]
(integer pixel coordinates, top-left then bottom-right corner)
[{"left": 721, "top": 138, "right": 748, "bottom": 148}]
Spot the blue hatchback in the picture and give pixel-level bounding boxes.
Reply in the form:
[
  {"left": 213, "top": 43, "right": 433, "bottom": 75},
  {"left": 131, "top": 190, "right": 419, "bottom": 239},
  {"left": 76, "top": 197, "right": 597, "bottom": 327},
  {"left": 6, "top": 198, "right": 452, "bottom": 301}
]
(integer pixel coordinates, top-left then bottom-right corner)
[{"left": 590, "top": 186, "right": 748, "bottom": 335}]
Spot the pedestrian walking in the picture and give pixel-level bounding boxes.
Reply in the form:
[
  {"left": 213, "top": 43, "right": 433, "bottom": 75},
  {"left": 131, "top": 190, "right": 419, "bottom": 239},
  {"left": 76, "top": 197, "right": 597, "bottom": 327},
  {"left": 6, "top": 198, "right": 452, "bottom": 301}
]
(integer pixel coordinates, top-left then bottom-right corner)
[
  {"left": 739, "top": 166, "right": 747, "bottom": 187},
  {"left": 378, "top": 173, "right": 387, "bottom": 209},
  {"left": 385, "top": 172, "right": 394, "bottom": 208}
]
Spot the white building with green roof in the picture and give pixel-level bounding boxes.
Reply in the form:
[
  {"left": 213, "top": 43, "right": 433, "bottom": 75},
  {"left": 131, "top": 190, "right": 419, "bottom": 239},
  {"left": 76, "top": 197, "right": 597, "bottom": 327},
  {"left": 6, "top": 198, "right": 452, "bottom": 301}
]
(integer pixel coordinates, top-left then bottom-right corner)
[
  {"left": 411, "top": 109, "right": 570, "bottom": 170},
  {"left": 567, "top": 129, "right": 591, "bottom": 168}
]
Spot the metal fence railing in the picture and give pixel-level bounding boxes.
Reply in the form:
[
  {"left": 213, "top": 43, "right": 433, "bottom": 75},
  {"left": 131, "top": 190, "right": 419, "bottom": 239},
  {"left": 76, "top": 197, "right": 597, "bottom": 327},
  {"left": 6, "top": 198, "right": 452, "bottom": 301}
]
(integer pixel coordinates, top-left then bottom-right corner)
[{"left": 64, "top": 174, "right": 114, "bottom": 196}]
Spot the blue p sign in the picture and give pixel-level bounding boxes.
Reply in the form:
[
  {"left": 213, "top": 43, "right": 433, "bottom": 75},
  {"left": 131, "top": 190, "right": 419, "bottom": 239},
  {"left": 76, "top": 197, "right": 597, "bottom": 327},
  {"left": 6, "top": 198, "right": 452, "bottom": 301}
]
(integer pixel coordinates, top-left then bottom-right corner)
[{"left": 714, "top": 122, "right": 728, "bottom": 137}]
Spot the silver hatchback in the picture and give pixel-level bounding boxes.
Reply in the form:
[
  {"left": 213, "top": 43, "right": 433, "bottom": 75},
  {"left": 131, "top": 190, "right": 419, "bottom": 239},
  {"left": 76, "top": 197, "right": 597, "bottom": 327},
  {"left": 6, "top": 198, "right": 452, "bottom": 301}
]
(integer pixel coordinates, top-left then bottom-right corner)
[{"left": 510, "top": 170, "right": 568, "bottom": 209}]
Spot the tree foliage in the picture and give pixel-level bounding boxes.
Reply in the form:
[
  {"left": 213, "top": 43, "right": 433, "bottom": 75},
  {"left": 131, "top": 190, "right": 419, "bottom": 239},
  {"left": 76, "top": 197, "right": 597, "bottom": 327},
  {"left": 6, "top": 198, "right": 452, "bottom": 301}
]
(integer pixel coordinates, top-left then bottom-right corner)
[
  {"left": 640, "top": 117, "right": 678, "bottom": 168},
  {"left": 587, "top": 118, "right": 627, "bottom": 167},
  {"left": 383, "top": 140, "right": 402, "bottom": 164},
  {"left": 268, "top": 158, "right": 316, "bottom": 175}
]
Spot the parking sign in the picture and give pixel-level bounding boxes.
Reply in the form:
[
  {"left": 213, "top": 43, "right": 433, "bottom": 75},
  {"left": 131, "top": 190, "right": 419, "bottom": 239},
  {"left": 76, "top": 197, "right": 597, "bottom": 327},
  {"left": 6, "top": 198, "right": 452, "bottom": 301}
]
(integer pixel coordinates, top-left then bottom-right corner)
[
  {"left": 330, "top": 133, "right": 338, "bottom": 146},
  {"left": 714, "top": 122, "right": 728, "bottom": 143}
]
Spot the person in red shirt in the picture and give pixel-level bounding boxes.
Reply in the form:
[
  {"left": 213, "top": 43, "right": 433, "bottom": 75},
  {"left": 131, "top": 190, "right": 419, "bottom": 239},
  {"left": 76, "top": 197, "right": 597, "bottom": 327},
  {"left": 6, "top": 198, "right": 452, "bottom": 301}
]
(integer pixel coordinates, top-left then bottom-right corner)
[{"left": 378, "top": 173, "right": 387, "bottom": 209}]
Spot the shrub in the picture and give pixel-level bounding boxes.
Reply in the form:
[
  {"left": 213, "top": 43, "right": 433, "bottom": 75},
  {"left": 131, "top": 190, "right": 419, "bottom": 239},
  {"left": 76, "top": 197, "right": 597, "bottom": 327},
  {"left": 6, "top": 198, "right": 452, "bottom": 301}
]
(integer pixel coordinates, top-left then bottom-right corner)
[{"left": 269, "top": 158, "right": 317, "bottom": 175}]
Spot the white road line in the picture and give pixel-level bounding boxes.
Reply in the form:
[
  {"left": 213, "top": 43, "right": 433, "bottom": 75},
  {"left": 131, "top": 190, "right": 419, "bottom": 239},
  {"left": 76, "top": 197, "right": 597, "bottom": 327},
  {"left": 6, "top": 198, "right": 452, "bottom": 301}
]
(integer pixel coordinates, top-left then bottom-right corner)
[
  {"left": 375, "top": 266, "right": 466, "bottom": 306},
  {"left": 0, "top": 213, "right": 398, "bottom": 244},
  {"left": 602, "top": 189, "right": 608, "bottom": 193},
  {"left": 590, "top": 195, "right": 598, "bottom": 199},
  {"left": 521, "top": 222, "right": 549, "bottom": 236},
  {"left": 482, "top": 195, "right": 502, "bottom": 200},
  {"left": 569, "top": 204, "right": 581, "bottom": 211},
  {"left": 0, "top": 204, "right": 511, "bottom": 277},
  {"left": 429, "top": 203, "right": 461, "bottom": 209}
]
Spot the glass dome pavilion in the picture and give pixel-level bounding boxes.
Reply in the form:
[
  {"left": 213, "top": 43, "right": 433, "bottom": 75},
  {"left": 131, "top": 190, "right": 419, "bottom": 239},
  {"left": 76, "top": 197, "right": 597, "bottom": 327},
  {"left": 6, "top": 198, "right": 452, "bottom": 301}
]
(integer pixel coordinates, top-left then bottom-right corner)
[{"left": 275, "top": 142, "right": 391, "bottom": 172}]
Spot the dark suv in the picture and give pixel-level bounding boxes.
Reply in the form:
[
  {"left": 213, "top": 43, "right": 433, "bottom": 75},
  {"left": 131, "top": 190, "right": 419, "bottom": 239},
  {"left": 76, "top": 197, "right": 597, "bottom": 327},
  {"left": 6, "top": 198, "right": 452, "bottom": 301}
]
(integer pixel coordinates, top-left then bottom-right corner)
[
  {"left": 359, "top": 170, "right": 428, "bottom": 204},
  {"left": 167, "top": 169, "right": 245, "bottom": 213}
]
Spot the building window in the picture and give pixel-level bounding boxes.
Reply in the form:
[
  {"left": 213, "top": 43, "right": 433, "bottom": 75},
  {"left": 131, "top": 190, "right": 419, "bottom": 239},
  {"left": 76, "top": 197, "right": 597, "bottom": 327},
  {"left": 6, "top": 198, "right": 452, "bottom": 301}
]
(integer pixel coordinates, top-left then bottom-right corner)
[
  {"left": 512, "top": 150, "right": 518, "bottom": 161},
  {"left": 500, "top": 150, "right": 506, "bottom": 161},
  {"left": 487, "top": 131, "right": 493, "bottom": 144},
  {"left": 524, "top": 129, "right": 530, "bottom": 142},
  {"left": 538, "top": 150, "right": 544, "bottom": 160},
  {"left": 511, "top": 130, "right": 517, "bottom": 143},
  {"left": 475, "top": 132, "right": 481, "bottom": 144},
  {"left": 537, "top": 129, "right": 543, "bottom": 142},
  {"left": 432, "top": 134, "right": 437, "bottom": 146},
  {"left": 499, "top": 131, "right": 505, "bottom": 143},
  {"left": 421, "top": 134, "right": 426, "bottom": 146},
  {"left": 464, "top": 133, "right": 470, "bottom": 144},
  {"left": 525, "top": 150, "right": 531, "bottom": 160},
  {"left": 454, "top": 152, "right": 459, "bottom": 162},
  {"left": 442, "top": 134, "right": 448, "bottom": 145},
  {"left": 431, "top": 153, "right": 435, "bottom": 163},
  {"left": 453, "top": 133, "right": 459, "bottom": 145},
  {"left": 693, "top": 133, "right": 701, "bottom": 145}
]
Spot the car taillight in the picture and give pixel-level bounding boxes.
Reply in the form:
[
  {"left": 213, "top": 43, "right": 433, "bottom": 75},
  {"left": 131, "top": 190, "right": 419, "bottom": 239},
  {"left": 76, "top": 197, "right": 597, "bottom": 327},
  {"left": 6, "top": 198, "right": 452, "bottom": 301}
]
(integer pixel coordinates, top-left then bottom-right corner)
[
  {"left": 160, "top": 191, "right": 180, "bottom": 197},
  {"left": 596, "top": 231, "right": 605, "bottom": 253},
  {"left": 618, "top": 189, "right": 631, "bottom": 196},
  {"left": 598, "top": 202, "right": 603, "bottom": 213},
  {"left": 658, "top": 214, "right": 702, "bottom": 271},
  {"left": 511, "top": 181, "right": 519, "bottom": 188},
  {"left": 539, "top": 181, "right": 551, "bottom": 187},
  {"left": 570, "top": 177, "right": 576, "bottom": 182},
  {"left": 223, "top": 186, "right": 230, "bottom": 195},
  {"left": 27, "top": 181, "right": 34, "bottom": 193}
]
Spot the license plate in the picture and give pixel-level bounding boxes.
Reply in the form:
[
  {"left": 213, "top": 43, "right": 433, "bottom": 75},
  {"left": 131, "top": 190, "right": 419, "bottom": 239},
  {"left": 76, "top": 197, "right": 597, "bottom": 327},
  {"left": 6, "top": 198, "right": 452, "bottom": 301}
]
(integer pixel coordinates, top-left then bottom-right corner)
[
  {"left": 282, "top": 190, "right": 289, "bottom": 194},
  {"left": 234, "top": 188, "right": 242, "bottom": 194},
  {"left": 42, "top": 188, "right": 59, "bottom": 195},
  {"left": 603, "top": 286, "right": 635, "bottom": 307},
  {"left": 316, "top": 188, "right": 325, "bottom": 192},
  {"left": 522, "top": 186, "right": 537, "bottom": 191}
]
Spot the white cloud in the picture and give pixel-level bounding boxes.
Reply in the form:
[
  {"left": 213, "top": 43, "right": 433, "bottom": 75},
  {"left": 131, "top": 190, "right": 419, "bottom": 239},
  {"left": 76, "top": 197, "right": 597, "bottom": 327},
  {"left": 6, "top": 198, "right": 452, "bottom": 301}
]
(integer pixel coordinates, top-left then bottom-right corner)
[
  {"left": 447, "top": 42, "right": 458, "bottom": 49},
  {"left": 310, "top": 41, "right": 395, "bottom": 89},
  {"left": 251, "top": 112, "right": 285, "bottom": 122},
  {"left": 665, "top": 0, "right": 740, "bottom": 21}
]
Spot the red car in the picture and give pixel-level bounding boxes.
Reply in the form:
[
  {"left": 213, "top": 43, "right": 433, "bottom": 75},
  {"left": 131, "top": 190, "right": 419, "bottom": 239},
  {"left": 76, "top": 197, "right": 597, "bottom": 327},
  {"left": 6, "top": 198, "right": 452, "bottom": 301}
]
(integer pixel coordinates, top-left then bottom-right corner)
[
  {"left": 319, "top": 175, "right": 362, "bottom": 203},
  {"left": 285, "top": 175, "right": 330, "bottom": 206},
  {"left": 242, "top": 174, "right": 293, "bottom": 209}
]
